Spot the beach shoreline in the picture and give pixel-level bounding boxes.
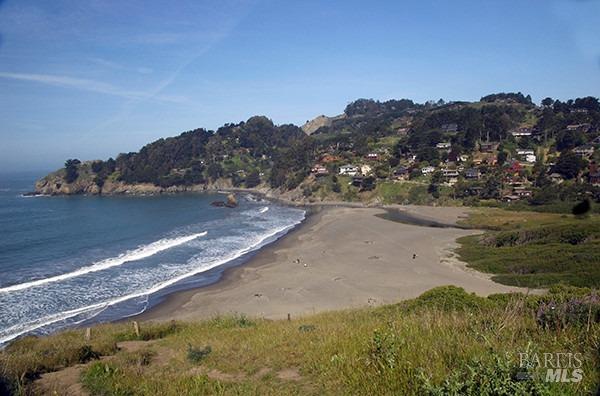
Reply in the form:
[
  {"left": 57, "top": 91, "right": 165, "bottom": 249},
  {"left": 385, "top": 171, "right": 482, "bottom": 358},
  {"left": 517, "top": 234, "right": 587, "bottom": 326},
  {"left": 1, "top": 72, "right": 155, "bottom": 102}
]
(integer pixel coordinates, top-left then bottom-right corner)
[{"left": 133, "top": 204, "right": 532, "bottom": 323}]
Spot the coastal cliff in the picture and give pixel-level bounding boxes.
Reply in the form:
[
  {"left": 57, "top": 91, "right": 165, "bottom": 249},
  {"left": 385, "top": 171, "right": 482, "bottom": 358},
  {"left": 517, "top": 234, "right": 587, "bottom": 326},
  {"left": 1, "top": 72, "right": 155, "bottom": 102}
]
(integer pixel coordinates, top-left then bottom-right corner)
[{"left": 32, "top": 161, "right": 319, "bottom": 204}]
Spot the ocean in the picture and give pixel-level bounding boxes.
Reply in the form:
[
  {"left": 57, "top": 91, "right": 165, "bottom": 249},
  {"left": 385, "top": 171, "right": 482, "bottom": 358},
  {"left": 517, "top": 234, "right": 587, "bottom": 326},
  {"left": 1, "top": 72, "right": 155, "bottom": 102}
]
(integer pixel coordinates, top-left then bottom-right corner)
[{"left": 0, "top": 172, "right": 305, "bottom": 345}]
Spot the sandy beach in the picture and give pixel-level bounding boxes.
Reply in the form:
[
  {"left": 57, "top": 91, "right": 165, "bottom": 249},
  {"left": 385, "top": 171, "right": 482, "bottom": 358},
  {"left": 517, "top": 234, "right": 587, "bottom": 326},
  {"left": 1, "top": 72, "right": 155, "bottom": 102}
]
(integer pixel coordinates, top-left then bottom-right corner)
[{"left": 137, "top": 206, "right": 528, "bottom": 322}]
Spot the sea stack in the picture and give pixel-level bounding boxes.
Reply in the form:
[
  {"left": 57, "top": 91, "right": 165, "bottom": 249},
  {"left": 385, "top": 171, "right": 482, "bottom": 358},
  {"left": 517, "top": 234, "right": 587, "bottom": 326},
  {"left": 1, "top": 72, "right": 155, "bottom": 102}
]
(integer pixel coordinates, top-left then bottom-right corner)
[{"left": 225, "top": 194, "right": 238, "bottom": 208}]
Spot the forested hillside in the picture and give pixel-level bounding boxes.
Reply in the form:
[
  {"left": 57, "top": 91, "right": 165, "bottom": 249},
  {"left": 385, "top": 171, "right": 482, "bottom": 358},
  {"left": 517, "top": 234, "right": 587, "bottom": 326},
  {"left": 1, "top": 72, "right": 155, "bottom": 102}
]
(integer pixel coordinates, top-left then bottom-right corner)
[{"left": 36, "top": 93, "right": 600, "bottom": 211}]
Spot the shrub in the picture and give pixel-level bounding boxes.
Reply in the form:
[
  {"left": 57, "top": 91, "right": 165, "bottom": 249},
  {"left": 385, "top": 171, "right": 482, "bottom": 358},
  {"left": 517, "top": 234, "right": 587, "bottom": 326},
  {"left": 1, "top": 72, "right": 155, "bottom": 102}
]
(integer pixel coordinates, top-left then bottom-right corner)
[
  {"left": 76, "top": 345, "right": 100, "bottom": 363},
  {"left": 187, "top": 345, "right": 212, "bottom": 364},
  {"left": 402, "top": 286, "right": 491, "bottom": 312},
  {"left": 536, "top": 294, "right": 600, "bottom": 330},
  {"left": 367, "top": 329, "right": 399, "bottom": 373},
  {"left": 419, "top": 353, "right": 551, "bottom": 395},
  {"left": 298, "top": 324, "right": 316, "bottom": 332}
]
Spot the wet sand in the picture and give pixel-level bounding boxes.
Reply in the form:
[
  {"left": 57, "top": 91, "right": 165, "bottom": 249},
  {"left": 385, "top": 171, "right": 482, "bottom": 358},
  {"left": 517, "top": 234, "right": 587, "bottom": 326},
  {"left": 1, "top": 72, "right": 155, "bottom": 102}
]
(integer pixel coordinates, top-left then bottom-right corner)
[{"left": 136, "top": 206, "right": 529, "bottom": 322}]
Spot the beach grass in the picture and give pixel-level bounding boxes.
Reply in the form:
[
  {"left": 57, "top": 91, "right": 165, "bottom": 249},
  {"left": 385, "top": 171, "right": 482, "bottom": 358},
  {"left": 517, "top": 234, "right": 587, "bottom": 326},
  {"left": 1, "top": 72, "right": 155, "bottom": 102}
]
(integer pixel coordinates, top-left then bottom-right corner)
[
  {"left": 2, "top": 286, "right": 598, "bottom": 395},
  {"left": 457, "top": 208, "right": 600, "bottom": 288}
]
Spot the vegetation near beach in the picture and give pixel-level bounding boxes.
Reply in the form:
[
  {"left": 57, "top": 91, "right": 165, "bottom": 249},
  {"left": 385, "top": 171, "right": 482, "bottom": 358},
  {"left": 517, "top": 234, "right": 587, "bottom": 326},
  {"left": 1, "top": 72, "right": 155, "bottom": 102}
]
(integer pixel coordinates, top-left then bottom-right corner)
[
  {"left": 457, "top": 208, "right": 600, "bottom": 288},
  {"left": 1, "top": 285, "right": 598, "bottom": 395}
]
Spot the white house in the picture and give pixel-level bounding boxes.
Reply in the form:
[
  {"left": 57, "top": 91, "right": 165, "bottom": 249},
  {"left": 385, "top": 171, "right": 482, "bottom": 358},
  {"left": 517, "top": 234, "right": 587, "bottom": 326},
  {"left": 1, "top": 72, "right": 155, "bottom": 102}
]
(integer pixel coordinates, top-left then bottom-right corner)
[
  {"left": 516, "top": 149, "right": 534, "bottom": 156},
  {"left": 339, "top": 164, "right": 359, "bottom": 176},
  {"left": 421, "top": 166, "right": 435, "bottom": 175},
  {"left": 511, "top": 129, "right": 532, "bottom": 137},
  {"left": 360, "top": 164, "right": 373, "bottom": 175},
  {"left": 525, "top": 154, "right": 537, "bottom": 163},
  {"left": 311, "top": 165, "right": 329, "bottom": 176},
  {"left": 573, "top": 145, "right": 595, "bottom": 158},
  {"left": 436, "top": 142, "right": 451, "bottom": 150}
]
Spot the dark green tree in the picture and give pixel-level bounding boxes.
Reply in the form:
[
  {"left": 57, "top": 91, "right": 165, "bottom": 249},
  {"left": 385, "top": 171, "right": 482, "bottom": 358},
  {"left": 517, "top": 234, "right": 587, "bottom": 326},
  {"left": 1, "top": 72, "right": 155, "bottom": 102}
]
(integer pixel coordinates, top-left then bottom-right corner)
[
  {"left": 245, "top": 170, "right": 261, "bottom": 188},
  {"left": 554, "top": 151, "right": 585, "bottom": 180},
  {"left": 64, "top": 159, "right": 80, "bottom": 183}
]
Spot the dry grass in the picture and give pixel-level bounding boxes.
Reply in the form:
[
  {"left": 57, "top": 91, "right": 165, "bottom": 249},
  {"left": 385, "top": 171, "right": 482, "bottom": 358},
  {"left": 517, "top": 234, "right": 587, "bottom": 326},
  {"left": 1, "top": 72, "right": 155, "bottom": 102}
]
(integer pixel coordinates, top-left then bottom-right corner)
[{"left": 1, "top": 287, "right": 598, "bottom": 395}]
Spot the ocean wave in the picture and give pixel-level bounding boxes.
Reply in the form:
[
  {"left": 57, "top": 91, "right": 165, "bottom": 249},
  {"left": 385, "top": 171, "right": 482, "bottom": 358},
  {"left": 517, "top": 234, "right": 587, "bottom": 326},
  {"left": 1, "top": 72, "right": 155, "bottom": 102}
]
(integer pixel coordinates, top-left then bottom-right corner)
[
  {"left": 259, "top": 206, "right": 269, "bottom": 213},
  {"left": 0, "top": 232, "right": 208, "bottom": 293},
  {"left": 0, "top": 219, "right": 303, "bottom": 345}
]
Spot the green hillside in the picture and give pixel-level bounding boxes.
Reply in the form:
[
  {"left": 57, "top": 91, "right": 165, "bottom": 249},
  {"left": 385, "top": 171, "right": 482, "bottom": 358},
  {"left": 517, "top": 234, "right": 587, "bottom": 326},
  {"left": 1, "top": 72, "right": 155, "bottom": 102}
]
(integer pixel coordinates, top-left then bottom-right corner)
[{"left": 36, "top": 94, "right": 600, "bottom": 212}]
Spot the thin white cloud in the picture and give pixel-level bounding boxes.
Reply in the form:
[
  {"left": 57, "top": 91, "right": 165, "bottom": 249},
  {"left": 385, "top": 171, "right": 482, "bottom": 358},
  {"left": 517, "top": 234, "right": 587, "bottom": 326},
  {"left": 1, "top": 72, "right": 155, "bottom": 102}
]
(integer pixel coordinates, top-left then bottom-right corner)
[
  {"left": 0, "top": 72, "right": 185, "bottom": 103},
  {"left": 89, "top": 58, "right": 153, "bottom": 74}
]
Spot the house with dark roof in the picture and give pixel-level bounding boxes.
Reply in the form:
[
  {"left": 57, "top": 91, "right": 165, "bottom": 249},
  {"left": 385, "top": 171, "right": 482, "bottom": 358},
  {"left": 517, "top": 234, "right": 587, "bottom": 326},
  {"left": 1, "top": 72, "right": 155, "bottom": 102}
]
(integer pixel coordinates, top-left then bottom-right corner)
[
  {"left": 393, "top": 166, "right": 410, "bottom": 181},
  {"left": 464, "top": 168, "right": 481, "bottom": 180}
]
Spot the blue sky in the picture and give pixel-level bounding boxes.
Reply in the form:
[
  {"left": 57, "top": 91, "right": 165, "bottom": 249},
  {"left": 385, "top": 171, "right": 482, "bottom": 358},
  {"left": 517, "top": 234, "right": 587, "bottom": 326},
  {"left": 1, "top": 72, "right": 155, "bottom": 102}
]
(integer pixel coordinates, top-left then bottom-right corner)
[{"left": 0, "top": 0, "right": 599, "bottom": 172}]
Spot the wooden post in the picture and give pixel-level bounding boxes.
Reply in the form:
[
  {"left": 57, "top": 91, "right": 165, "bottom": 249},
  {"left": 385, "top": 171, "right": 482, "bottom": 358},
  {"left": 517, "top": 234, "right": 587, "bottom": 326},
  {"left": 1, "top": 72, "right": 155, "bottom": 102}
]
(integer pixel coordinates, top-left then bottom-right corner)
[
  {"left": 287, "top": 313, "right": 291, "bottom": 321},
  {"left": 85, "top": 327, "right": 91, "bottom": 341},
  {"left": 133, "top": 321, "right": 140, "bottom": 337}
]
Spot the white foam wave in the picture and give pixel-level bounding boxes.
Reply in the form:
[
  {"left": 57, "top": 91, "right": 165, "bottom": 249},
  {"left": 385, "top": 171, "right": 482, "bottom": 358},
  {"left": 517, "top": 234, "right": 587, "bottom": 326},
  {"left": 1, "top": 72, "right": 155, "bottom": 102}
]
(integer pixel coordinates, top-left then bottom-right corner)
[
  {"left": 0, "top": 232, "right": 208, "bottom": 294},
  {"left": 259, "top": 206, "right": 269, "bottom": 213},
  {"left": 0, "top": 218, "right": 303, "bottom": 345}
]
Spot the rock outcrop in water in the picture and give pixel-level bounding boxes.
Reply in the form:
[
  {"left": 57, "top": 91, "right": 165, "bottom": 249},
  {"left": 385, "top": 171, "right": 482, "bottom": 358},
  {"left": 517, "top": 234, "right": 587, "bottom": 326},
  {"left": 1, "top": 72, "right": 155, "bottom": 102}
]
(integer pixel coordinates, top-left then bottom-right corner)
[
  {"left": 210, "top": 194, "right": 238, "bottom": 208},
  {"left": 226, "top": 194, "right": 238, "bottom": 207}
]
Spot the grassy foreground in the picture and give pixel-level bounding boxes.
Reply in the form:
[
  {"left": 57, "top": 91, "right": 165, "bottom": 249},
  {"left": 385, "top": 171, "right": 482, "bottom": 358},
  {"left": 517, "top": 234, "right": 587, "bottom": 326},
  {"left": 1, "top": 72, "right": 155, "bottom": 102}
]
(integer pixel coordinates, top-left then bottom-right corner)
[
  {"left": 457, "top": 209, "right": 600, "bottom": 288},
  {"left": 1, "top": 286, "right": 598, "bottom": 395}
]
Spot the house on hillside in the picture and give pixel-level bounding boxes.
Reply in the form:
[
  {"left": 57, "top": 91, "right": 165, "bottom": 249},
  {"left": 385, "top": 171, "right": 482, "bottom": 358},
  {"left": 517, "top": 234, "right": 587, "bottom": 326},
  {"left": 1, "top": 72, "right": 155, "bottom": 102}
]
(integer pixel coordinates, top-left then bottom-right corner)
[
  {"left": 549, "top": 173, "right": 564, "bottom": 184},
  {"left": 516, "top": 149, "right": 534, "bottom": 156},
  {"left": 442, "top": 168, "right": 460, "bottom": 185},
  {"left": 421, "top": 166, "right": 435, "bottom": 175},
  {"left": 339, "top": 164, "right": 359, "bottom": 176},
  {"left": 464, "top": 168, "right": 481, "bottom": 180},
  {"left": 480, "top": 142, "right": 499, "bottom": 153},
  {"left": 436, "top": 142, "right": 452, "bottom": 150},
  {"left": 502, "top": 194, "right": 522, "bottom": 203},
  {"left": 573, "top": 145, "right": 594, "bottom": 159},
  {"left": 360, "top": 164, "right": 373, "bottom": 175},
  {"left": 393, "top": 166, "right": 410, "bottom": 181},
  {"left": 365, "top": 153, "right": 379, "bottom": 160},
  {"left": 510, "top": 128, "right": 532, "bottom": 138},
  {"left": 566, "top": 123, "right": 591, "bottom": 132},
  {"left": 311, "top": 165, "right": 329, "bottom": 176},
  {"left": 517, "top": 149, "right": 536, "bottom": 163},
  {"left": 441, "top": 123, "right": 458, "bottom": 133},
  {"left": 512, "top": 186, "right": 532, "bottom": 198},
  {"left": 351, "top": 176, "right": 364, "bottom": 187}
]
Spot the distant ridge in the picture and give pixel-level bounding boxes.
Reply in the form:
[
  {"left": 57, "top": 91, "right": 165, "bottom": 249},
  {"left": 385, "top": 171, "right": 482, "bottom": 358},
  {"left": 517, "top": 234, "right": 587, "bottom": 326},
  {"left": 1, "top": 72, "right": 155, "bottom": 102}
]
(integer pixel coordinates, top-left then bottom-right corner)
[{"left": 301, "top": 114, "right": 345, "bottom": 135}]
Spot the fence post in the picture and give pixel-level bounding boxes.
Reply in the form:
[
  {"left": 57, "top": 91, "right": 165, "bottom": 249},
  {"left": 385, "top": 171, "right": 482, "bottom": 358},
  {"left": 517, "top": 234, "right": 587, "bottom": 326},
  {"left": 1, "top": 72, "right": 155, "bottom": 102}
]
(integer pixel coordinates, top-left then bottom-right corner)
[{"left": 133, "top": 321, "right": 140, "bottom": 337}]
